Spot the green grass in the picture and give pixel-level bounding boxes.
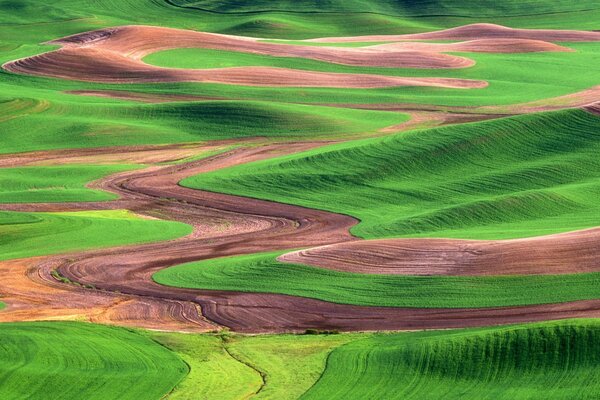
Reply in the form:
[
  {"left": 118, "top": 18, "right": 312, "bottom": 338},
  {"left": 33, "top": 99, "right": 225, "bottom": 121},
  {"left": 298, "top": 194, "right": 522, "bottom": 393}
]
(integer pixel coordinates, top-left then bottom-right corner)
[
  {"left": 304, "top": 319, "right": 600, "bottom": 399},
  {"left": 150, "top": 333, "right": 262, "bottom": 400},
  {"left": 0, "top": 97, "right": 409, "bottom": 153},
  {"left": 153, "top": 250, "right": 600, "bottom": 308},
  {"left": 0, "top": 321, "right": 187, "bottom": 400},
  {"left": 183, "top": 108, "right": 600, "bottom": 240},
  {"left": 0, "top": 164, "right": 138, "bottom": 203},
  {"left": 151, "top": 331, "right": 361, "bottom": 400},
  {"left": 172, "top": 0, "right": 600, "bottom": 17},
  {"left": 0, "top": 209, "right": 191, "bottom": 261}
]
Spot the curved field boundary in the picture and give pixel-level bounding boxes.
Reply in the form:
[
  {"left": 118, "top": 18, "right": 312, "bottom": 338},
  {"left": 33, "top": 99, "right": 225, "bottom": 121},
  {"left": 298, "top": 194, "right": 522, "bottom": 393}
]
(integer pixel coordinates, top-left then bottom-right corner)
[
  {"left": 0, "top": 321, "right": 187, "bottom": 400},
  {"left": 279, "top": 227, "right": 600, "bottom": 275},
  {"left": 303, "top": 319, "right": 600, "bottom": 399},
  {"left": 310, "top": 22, "right": 600, "bottom": 42},
  {"left": 153, "top": 250, "right": 600, "bottom": 308}
]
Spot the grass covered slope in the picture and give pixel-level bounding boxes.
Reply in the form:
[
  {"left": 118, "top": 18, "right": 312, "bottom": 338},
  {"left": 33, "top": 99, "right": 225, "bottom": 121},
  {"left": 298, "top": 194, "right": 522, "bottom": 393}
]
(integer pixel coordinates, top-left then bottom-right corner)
[
  {"left": 0, "top": 322, "right": 187, "bottom": 400},
  {"left": 304, "top": 319, "right": 600, "bottom": 399},
  {"left": 183, "top": 109, "right": 600, "bottom": 239},
  {"left": 173, "top": 0, "right": 600, "bottom": 17},
  {"left": 151, "top": 332, "right": 357, "bottom": 400},
  {"left": 0, "top": 98, "right": 409, "bottom": 153},
  {"left": 0, "top": 164, "right": 137, "bottom": 203},
  {"left": 0, "top": 210, "right": 191, "bottom": 261},
  {"left": 154, "top": 251, "right": 600, "bottom": 308}
]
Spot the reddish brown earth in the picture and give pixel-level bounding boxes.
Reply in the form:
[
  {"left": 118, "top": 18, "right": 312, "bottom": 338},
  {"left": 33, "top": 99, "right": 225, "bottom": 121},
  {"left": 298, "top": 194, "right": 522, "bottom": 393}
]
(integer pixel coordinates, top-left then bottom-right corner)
[
  {"left": 2, "top": 25, "right": 488, "bottom": 89},
  {"left": 0, "top": 258, "right": 216, "bottom": 332},
  {"left": 367, "top": 38, "right": 571, "bottom": 53},
  {"left": 279, "top": 227, "right": 600, "bottom": 276},
  {"left": 310, "top": 23, "right": 600, "bottom": 43},
  {"left": 65, "top": 90, "right": 225, "bottom": 103},
  {"left": 585, "top": 101, "right": 600, "bottom": 115}
]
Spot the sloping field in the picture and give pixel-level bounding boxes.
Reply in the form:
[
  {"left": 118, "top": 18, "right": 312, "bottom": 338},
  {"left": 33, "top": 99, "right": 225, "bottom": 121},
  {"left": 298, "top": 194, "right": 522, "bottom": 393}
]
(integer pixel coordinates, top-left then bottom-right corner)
[
  {"left": 0, "top": 210, "right": 191, "bottom": 261},
  {"left": 183, "top": 108, "right": 600, "bottom": 239},
  {"left": 0, "top": 164, "right": 137, "bottom": 202},
  {"left": 151, "top": 331, "right": 358, "bottom": 399},
  {"left": 172, "top": 0, "right": 600, "bottom": 17},
  {"left": 0, "top": 98, "right": 409, "bottom": 154},
  {"left": 0, "top": 322, "right": 187, "bottom": 400},
  {"left": 304, "top": 319, "right": 600, "bottom": 399}
]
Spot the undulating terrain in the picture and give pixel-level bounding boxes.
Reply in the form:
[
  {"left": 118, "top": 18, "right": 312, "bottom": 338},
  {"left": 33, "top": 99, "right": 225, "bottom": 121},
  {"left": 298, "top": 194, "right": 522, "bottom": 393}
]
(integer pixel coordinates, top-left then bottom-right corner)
[{"left": 1, "top": 1, "right": 600, "bottom": 398}]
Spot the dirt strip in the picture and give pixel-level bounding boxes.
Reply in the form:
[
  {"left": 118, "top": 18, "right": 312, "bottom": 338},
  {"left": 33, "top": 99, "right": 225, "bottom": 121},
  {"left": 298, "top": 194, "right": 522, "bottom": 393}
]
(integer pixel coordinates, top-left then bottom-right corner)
[
  {"left": 367, "top": 38, "right": 571, "bottom": 53},
  {"left": 3, "top": 25, "right": 492, "bottom": 88},
  {"left": 0, "top": 258, "right": 217, "bottom": 332},
  {"left": 310, "top": 23, "right": 600, "bottom": 43},
  {"left": 585, "top": 101, "right": 600, "bottom": 115},
  {"left": 279, "top": 227, "right": 600, "bottom": 276}
]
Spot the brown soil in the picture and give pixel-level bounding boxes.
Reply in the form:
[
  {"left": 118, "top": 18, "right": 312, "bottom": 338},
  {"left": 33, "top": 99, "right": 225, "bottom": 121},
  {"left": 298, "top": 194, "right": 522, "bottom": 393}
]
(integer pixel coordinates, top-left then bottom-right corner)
[
  {"left": 279, "top": 227, "right": 600, "bottom": 276},
  {"left": 310, "top": 23, "right": 600, "bottom": 43},
  {"left": 0, "top": 258, "right": 216, "bottom": 332},
  {"left": 368, "top": 38, "right": 571, "bottom": 53},
  {"left": 584, "top": 101, "right": 600, "bottom": 115}
]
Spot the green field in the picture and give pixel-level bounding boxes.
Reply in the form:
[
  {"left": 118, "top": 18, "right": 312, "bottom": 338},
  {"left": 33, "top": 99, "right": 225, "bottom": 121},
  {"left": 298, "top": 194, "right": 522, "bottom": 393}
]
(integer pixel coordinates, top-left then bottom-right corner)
[
  {"left": 171, "top": 0, "right": 600, "bottom": 17},
  {"left": 0, "top": 96, "right": 410, "bottom": 154},
  {"left": 0, "top": 322, "right": 187, "bottom": 400},
  {"left": 0, "top": 210, "right": 191, "bottom": 261},
  {"left": 0, "top": 164, "right": 138, "bottom": 203},
  {"left": 304, "top": 319, "right": 600, "bottom": 399},
  {"left": 151, "top": 331, "right": 358, "bottom": 399},
  {"left": 153, "top": 250, "right": 600, "bottom": 308},
  {"left": 183, "top": 108, "right": 600, "bottom": 240},
  {"left": 4, "top": 319, "right": 600, "bottom": 399}
]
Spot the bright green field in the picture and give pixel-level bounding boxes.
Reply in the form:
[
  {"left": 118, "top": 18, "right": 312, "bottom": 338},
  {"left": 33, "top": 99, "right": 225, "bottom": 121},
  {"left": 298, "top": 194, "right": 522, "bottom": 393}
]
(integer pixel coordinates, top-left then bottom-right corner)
[
  {"left": 0, "top": 164, "right": 137, "bottom": 203},
  {"left": 172, "top": 0, "right": 600, "bottom": 18},
  {"left": 151, "top": 331, "right": 358, "bottom": 400},
  {"left": 0, "top": 322, "right": 187, "bottom": 400},
  {"left": 154, "top": 250, "right": 600, "bottom": 308},
  {"left": 183, "top": 108, "right": 600, "bottom": 240},
  {"left": 304, "top": 319, "right": 600, "bottom": 399},
  {"left": 0, "top": 210, "right": 191, "bottom": 261}
]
